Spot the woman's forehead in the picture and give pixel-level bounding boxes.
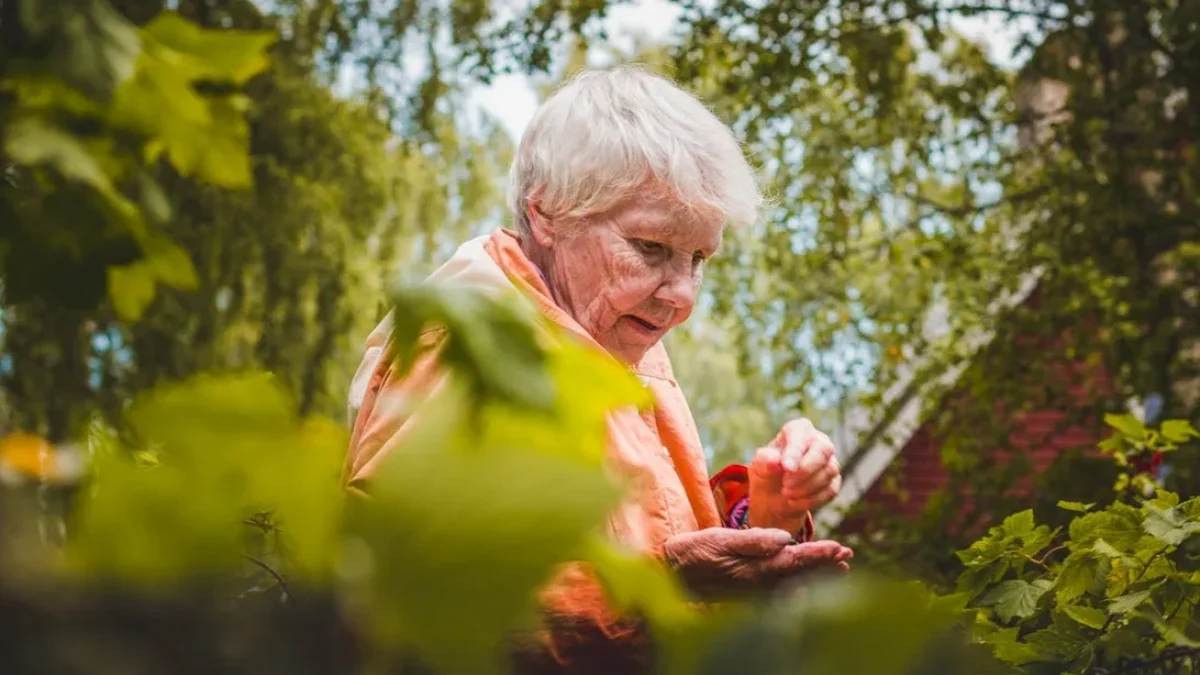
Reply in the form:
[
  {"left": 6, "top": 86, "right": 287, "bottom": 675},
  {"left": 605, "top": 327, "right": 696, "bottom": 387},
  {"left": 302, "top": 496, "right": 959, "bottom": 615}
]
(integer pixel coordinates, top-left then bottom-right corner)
[{"left": 609, "top": 199, "right": 724, "bottom": 250}]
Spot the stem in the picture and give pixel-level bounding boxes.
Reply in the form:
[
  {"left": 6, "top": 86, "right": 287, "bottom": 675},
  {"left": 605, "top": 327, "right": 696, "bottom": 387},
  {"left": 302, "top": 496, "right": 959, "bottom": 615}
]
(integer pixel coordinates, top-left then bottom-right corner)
[
  {"left": 1034, "top": 544, "right": 1068, "bottom": 565},
  {"left": 1099, "top": 544, "right": 1172, "bottom": 633},
  {"left": 1166, "top": 596, "right": 1189, "bottom": 622},
  {"left": 243, "top": 554, "right": 291, "bottom": 602}
]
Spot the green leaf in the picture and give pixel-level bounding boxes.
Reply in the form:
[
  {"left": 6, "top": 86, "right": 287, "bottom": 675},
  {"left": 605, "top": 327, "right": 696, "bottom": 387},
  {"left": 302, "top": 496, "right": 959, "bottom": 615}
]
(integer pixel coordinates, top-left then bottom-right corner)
[
  {"left": 975, "top": 624, "right": 1040, "bottom": 665},
  {"left": 142, "top": 12, "right": 275, "bottom": 84},
  {"left": 5, "top": 118, "right": 113, "bottom": 193},
  {"left": 1161, "top": 419, "right": 1200, "bottom": 444},
  {"left": 1070, "top": 505, "right": 1145, "bottom": 549},
  {"left": 1001, "top": 509, "right": 1036, "bottom": 537},
  {"left": 1092, "top": 538, "right": 1126, "bottom": 559},
  {"left": 1024, "top": 612, "right": 1092, "bottom": 660},
  {"left": 391, "top": 286, "right": 556, "bottom": 412},
  {"left": 345, "top": 380, "right": 623, "bottom": 675},
  {"left": 1063, "top": 605, "right": 1107, "bottom": 629},
  {"left": 583, "top": 536, "right": 690, "bottom": 625},
  {"left": 981, "top": 579, "right": 1052, "bottom": 622},
  {"left": 1143, "top": 504, "right": 1200, "bottom": 547},
  {"left": 69, "top": 373, "right": 344, "bottom": 581},
  {"left": 1136, "top": 609, "right": 1200, "bottom": 647},
  {"left": 957, "top": 535, "right": 1007, "bottom": 568},
  {"left": 1108, "top": 589, "right": 1152, "bottom": 615},
  {"left": 585, "top": 537, "right": 740, "bottom": 675},
  {"left": 1105, "top": 413, "right": 1147, "bottom": 441},
  {"left": 991, "top": 636, "right": 1043, "bottom": 666},
  {"left": 108, "top": 261, "right": 158, "bottom": 321},
  {"left": 191, "top": 94, "right": 255, "bottom": 186},
  {"left": 1056, "top": 551, "right": 1107, "bottom": 604},
  {"left": 1058, "top": 500, "right": 1095, "bottom": 513},
  {"left": 108, "top": 15, "right": 271, "bottom": 189},
  {"left": 144, "top": 236, "right": 198, "bottom": 289}
]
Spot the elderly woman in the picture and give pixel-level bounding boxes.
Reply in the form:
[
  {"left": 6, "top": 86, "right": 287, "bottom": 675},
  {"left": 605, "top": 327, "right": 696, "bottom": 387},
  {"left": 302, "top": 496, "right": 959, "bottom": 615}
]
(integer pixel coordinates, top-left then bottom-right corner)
[{"left": 345, "top": 66, "right": 850, "bottom": 673}]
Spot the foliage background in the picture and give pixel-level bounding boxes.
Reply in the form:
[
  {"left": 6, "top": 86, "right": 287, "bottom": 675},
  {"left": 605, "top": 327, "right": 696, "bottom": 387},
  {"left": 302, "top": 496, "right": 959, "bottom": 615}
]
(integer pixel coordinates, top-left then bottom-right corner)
[{"left": 0, "top": 0, "right": 1198, "bottom": 673}]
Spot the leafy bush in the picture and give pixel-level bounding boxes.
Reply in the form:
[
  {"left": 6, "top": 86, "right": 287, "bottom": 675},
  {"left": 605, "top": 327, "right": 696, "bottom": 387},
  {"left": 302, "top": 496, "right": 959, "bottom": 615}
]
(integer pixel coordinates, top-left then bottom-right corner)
[{"left": 956, "top": 419, "right": 1200, "bottom": 674}]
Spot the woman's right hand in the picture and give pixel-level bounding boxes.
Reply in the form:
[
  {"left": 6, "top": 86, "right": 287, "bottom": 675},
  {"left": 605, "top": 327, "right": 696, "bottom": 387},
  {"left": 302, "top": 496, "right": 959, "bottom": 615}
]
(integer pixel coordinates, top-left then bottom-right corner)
[{"left": 662, "top": 527, "right": 852, "bottom": 599}]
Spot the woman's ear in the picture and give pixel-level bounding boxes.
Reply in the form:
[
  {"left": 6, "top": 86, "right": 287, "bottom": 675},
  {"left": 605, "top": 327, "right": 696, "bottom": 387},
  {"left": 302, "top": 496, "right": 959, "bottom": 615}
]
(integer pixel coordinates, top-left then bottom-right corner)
[{"left": 526, "top": 196, "right": 555, "bottom": 247}]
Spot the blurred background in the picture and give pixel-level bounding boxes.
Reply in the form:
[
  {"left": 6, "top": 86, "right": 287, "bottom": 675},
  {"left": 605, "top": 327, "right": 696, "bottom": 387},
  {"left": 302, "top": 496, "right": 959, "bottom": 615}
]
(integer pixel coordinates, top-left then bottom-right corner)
[{"left": 1, "top": 0, "right": 1198, "bottom": 673}]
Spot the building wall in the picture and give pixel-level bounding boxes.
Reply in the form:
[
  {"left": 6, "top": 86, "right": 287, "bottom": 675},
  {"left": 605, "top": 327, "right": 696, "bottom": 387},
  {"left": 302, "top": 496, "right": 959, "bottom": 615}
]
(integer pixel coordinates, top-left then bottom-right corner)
[{"left": 849, "top": 407, "right": 1106, "bottom": 523}]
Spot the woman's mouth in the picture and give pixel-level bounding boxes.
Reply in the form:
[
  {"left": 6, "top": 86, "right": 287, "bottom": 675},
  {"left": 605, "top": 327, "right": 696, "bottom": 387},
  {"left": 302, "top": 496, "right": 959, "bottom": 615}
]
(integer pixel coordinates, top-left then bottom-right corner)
[{"left": 624, "top": 315, "right": 661, "bottom": 333}]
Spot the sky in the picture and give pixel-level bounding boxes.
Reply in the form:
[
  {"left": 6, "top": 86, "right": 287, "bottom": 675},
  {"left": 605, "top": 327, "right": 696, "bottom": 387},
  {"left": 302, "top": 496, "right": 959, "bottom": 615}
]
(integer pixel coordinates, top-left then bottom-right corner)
[{"left": 467, "top": 1, "right": 1031, "bottom": 143}]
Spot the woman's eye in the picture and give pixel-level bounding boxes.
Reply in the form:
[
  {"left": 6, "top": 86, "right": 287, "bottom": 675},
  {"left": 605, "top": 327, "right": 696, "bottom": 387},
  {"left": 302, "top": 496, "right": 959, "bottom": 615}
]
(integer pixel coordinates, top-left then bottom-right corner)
[{"left": 633, "top": 239, "right": 669, "bottom": 257}]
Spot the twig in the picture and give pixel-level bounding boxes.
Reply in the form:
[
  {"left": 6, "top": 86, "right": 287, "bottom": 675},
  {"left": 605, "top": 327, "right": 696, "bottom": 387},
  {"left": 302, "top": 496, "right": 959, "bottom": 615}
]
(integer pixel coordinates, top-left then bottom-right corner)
[
  {"left": 1098, "top": 544, "right": 1171, "bottom": 633},
  {"left": 1166, "top": 595, "right": 1189, "bottom": 622},
  {"left": 242, "top": 554, "right": 291, "bottom": 602},
  {"left": 1033, "top": 543, "right": 1068, "bottom": 565}
]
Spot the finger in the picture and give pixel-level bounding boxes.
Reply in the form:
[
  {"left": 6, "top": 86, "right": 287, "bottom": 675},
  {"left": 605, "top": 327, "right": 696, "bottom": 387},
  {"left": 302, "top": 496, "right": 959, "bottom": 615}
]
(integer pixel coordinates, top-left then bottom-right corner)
[
  {"left": 719, "top": 527, "right": 794, "bottom": 558},
  {"left": 781, "top": 440, "right": 832, "bottom": 490},
  {"left": 749, "top": 446, "right": 784, "bottom": 480},
  {"left": 773, "top": 418, "right": 816, "bottom": 449},
  {"left": 782, "top": 464, "right": 832, "bottom": 500},
  {"left": 776, "top": 419, "right": 816, "bottom": 471},
  {"left": 754, "top": 540, "right": 845, "bottom": 578},
  {"left": 783, "top": 461, "right": 838, "bottom": 499},
  {"left": 787, "top": 476, "right": 841, "bottom": 511},
  {"left": 789, "top": 434, "right": 834, "bottom": 480},
  {"left": 836, "top": 561, "right": 851, "bottom": 573}
]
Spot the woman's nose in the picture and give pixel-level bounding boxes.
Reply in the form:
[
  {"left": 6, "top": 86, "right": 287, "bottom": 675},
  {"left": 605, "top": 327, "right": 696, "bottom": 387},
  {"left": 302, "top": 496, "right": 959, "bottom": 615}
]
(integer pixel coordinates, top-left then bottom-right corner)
[{"left": 655, "top": 267, "right": 697, "bottom": 310}]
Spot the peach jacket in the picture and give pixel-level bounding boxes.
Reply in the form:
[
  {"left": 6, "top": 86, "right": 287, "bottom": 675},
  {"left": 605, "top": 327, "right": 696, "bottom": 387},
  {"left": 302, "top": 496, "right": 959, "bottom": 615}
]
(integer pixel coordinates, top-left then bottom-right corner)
[{"left": 344, "top": 229, "right": 807, "bottom": 672}]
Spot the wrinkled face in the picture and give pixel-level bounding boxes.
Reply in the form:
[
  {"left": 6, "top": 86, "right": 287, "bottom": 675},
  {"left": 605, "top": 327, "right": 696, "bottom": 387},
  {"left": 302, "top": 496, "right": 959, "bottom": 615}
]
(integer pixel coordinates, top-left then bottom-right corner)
[{"left": 533, "top": 198, "right": 724, "bottom": 364}]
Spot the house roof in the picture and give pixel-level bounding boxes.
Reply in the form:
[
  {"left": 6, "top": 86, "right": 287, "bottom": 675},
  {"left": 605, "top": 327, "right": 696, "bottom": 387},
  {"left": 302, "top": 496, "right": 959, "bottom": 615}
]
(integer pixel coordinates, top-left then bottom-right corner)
[{"left": 816, "top": 269, "right": 1043, "bottom": 532}]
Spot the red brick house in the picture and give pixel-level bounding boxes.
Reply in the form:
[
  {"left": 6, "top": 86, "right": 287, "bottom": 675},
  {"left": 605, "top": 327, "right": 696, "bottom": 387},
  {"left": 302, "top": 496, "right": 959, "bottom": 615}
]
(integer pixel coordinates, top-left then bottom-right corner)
[{"left": 815, "top": 271, "right": 1128, "bottom": 536}]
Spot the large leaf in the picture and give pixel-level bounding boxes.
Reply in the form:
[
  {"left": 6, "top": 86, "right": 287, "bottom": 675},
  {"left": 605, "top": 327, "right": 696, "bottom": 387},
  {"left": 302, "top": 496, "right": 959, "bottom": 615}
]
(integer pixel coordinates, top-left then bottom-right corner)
[
  {"left": 1023, "top": 612, "right": 1092, "bottom": 661},
  {"left": 1056, "top": 551, "right": 1107, "bottom": 604},
  {"left": 1160, "top": 419, "right": 1199, "bottom": 444},
  {"left": 585, "top": 537, "right": 743, "bottom": 675},
  {"left": 346, "top": 287, "right": 651, "bottom": 673},
  {"left": 1069, "top": 505, "right": 1145, "bottom": 550},
  {"left": 1108, "top": 589, "right": 1152, "bottom": 616},
  {"left": 390, "top": 285, "right": 556, "bottom": 412},
  {"left": 1062, "top": 605, "right": 1107, "bottom": 630},
  {"left": 142, "top": 12, "right": 274, "bottom": 84},
  {"left": 4, "top": 118, "right": 113, "bottom": 192},
  {"left": 345, "top": 384, "right": 621, "bottom": 675},
  {"left": 109, "top": 13, "right": 272, "bottom": 188},
  {"left": 981, "top": 579, "right": 1053, "bottom": 622},
  {"left": 1143, "top": 504, "right": 1200, "bottom": 547},
  {"left": 1104, "top": 413, "right": 1147, "bottom": 441},
  {"left": 107, "top": 261, "right": 157, "bottom": 321},
  {"left": 68, "top": 373, "right": 344, "bottom": 581},
  {"left": 976, "top": 625, "right": 1040, "bottom": 666}
]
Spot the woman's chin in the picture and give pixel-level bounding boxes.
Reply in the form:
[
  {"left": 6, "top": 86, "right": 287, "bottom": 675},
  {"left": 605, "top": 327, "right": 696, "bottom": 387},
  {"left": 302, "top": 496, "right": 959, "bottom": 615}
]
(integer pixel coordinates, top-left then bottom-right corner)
[{"left": 605, "top": 320, "right": 666, "bottom": 364}]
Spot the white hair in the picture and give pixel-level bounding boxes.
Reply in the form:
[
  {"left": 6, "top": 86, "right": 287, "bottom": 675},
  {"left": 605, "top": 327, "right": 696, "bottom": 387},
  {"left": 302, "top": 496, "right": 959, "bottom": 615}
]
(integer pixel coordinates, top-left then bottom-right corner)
[{"left": 508, "top": 65, "right": 762, "bottom": 235}]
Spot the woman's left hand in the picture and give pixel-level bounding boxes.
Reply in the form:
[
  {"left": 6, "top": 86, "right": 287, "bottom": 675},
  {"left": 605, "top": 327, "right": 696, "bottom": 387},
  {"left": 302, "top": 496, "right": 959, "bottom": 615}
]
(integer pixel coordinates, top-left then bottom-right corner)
[{"left": 747, "top": 418, "right": 842, "bottom": 534}]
